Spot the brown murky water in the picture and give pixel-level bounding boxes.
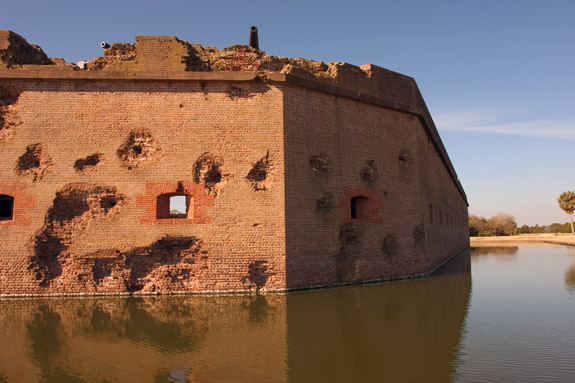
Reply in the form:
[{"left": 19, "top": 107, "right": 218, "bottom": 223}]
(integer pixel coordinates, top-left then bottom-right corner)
[{"left": 0, "top": 246, "right": 574, "bottom": 383}]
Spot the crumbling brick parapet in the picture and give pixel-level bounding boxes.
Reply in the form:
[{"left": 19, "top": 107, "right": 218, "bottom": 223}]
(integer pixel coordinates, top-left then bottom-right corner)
[{"left": 0, "top": 30, "right": 54, "bottom": 68}]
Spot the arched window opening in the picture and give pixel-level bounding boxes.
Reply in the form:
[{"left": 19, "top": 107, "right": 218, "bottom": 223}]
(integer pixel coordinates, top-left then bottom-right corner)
[
  {"left": 429, "top": 204, "right": 434, "bottom": 223},
  {"left": 156, "top": 193, "right": 191, "bottom": 219},
  {"left": 0, "top": 195, "right": 14, "bottom": 221},
  {"left": 351, "top": 196, "right": 371, "bottom": 220},
  {"left": 439, "top": 209, "right": 442, "bottom": 225}
]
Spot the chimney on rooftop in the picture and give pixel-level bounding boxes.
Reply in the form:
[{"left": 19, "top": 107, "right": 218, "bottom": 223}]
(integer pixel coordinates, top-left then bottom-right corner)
[{"left": 249, "top": 25, "right": 259, "bottom": 50}]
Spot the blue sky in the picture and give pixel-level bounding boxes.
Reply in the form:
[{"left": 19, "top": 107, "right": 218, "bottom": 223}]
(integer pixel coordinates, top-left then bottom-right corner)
[{"left": 2, "top": 0, "right": 573, "bottom": 225}]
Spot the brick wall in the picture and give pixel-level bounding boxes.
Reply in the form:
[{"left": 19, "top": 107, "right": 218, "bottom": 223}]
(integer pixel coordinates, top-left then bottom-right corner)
[
  {"left": 0, "top": 66, "right": 469, "bottom": 295},
  {"left": 0, "top": 78, "right": 286, "bottom": 295},
  {"left": 282, "top": 83, "right": 468, "bottom": 289}
]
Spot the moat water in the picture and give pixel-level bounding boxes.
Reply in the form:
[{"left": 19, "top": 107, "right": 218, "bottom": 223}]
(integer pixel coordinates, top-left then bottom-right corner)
[{"left": 1, "top": 245, "right": 574, "bottom": 382}]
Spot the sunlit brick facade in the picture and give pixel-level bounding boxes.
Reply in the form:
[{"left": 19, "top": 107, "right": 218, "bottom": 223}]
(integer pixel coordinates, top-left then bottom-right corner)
[{"left": 0, "top": 31, "right": 468, "bottom": 295}]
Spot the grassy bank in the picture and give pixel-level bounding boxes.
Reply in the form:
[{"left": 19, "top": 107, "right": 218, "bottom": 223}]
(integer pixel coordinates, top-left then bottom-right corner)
[{"left": 470, "top": 233, "right": 575, "bottom": 247}]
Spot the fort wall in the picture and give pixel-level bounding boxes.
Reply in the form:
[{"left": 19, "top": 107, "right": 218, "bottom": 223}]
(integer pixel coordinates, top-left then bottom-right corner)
[
  {"left": 0, "top": 31, "right": 468, "bottom": 295},
  {"left": 0, "top": 77, "right": 287, "bottom": 295},
  {"left": 282, "top": 83, "right": 468, "bottom": 289}
]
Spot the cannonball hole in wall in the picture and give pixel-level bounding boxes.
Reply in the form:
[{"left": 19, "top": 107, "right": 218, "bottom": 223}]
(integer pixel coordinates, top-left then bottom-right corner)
[
  {"left": 0, "top": 195, "right": 14, "bottom": 220},
  {"left": 350, "top": 196, "right": 371, "bottom": 219}
]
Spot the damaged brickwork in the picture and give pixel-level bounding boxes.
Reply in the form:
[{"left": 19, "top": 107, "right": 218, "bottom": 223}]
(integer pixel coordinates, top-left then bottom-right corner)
[
  {"left": 74, "top": 153, "right": 102, "bottom": 172},
  {"left": 413, "top": 223, "right": 426, "bottom": 246},
  {"left": 316, "top": 192, "right": 336, "bottom": 215},
  {"left": 16, "top": 143, "right": 52, "bottom": 182},
  {"left": 117, "top": 130, "right": 160, "bottom": 169},
  {"left": 193, "top": 153, "right": 228, "bottom": 196},
  {"left": 335, "top": 224, "right": 362, "bottom": 283},
  {"left": 78, "top": 236, "right": 208, "bottom": 293},
  {"left": 246, "top": 151, "right": 274, "bottom": 191},
  {"left": 29, "top": 183, "right": 126, "bottom": 287},
  {"left": 399, "top": 149, "right": 411, "bottom": 163},
  {"left": 0, "top": 31, "right": 469, "bottom": 296},
  {"left": 0, "top": 30, "right": 53, "bottom": 68},
  {"left": 242, "top": 260, "right": 276, "bottom": 293},
  {"left": 309, "top": 153, "right": 331, "bottom": 173},
  {"left": 86, "top": 43, "right": 136, "bottom": 71},
  {"left": 0, "top": 31, "right": 382, "bottom": 90},
  {"left": 382, "top": 234, "right": 399, "bottom": 257},
  {"left": 360, "top": 160, "right": 378, "bottom": 184},
  {"left": 0, "top": 85, "right": 21, "bottom": 140}
]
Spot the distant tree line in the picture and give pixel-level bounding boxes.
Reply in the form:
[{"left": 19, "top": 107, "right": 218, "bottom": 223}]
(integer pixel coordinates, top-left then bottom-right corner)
[
  {"left": 469, "top": 213, "right": 572, "bottom": 237},
  {"left": 469, "top": 213, "right": 517, "bottom": 237},
  {"left": 469, "top": 191, "right": 575, "bottom": 237}
]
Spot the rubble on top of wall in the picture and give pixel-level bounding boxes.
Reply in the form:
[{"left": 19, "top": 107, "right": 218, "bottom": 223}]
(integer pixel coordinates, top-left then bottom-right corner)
[
  {"left": 0, "top": 30, "right": 375, "bottom": 85},
  {"left": 82, "top": 35, "right": 365, "bottom": 86},
  {"left": 0, "top": 30, "right": 420, "bottom": 106},
  {"left": 0, "top": 31, "right": 75, "bottom": 70}
]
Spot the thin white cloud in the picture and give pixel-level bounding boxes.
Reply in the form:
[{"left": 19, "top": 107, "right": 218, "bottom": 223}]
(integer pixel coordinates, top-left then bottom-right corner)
[{"left": 434, "top": 110, "right": 575, "bottom": 141}]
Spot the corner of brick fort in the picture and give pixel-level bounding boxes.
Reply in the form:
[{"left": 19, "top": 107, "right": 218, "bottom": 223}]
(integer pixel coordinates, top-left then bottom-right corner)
[{"left": 0, "top": 31, "right": 469, "bottom": 296}]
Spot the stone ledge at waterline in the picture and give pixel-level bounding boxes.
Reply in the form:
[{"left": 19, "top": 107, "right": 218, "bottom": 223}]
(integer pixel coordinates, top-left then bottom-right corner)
[{"left": 0, "top": 31, "right": 469, "bottom": 296}]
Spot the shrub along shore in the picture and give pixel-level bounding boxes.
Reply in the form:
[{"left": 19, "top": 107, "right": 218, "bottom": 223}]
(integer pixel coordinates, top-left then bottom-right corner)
[{"left": 470, "top": 233, "right": 575, "bottom": 247}]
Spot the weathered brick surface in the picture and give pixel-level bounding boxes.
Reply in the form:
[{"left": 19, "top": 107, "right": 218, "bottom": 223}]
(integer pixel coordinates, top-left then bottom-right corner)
[
  {"left": 0, "top": 32, "right": 468, "bottom": 296},
  {"left": 282, "top": 84, "right": 468, "bottom": 289},
  {"left": 0, "top": 79, "right": 286, "bottom": 295}
]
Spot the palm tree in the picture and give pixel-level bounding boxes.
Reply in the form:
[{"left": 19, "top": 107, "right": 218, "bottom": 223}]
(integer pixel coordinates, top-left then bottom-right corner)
[{"left": 558, "top": 191, "right": 575, "bottom": 234}]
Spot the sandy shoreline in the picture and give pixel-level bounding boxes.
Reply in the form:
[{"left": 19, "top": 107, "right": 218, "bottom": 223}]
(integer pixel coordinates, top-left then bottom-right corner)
[{"left": 470, "top": 233, "right": 575, "bottom": 247}]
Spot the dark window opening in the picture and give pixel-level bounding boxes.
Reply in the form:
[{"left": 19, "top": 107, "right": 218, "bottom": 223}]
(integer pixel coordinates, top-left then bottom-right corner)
[
  {"left": 0, "top": 195, "right": 14, "bottom": 221},
  {"left": 156, "top": 193, "right": 191, "bottom": 219},
  {"left": 429, "top": 204, "right": 434, "bottom": 223},
  {"left": 351, "top": 196, "right": 371, "bottom": 220}
]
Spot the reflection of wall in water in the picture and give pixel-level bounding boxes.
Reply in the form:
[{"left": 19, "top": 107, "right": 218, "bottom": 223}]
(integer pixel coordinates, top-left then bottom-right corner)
[
  {"left": 285, "top": 253, "right": 471, "bottom": 383},
  {"left": 0, "top": 251, "right": 472, "bottom": 383},
  {"left": 0, "top": 295, "right": 286, "bottom": 382}
]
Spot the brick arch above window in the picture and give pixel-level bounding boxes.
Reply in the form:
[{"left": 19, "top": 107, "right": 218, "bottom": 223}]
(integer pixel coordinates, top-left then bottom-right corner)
[
  {"left": 136, "top": 182, "right": 214, "bottom": 225},
  {"left": 338, "top": 187, "right": 385, "bottom": 224}
]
